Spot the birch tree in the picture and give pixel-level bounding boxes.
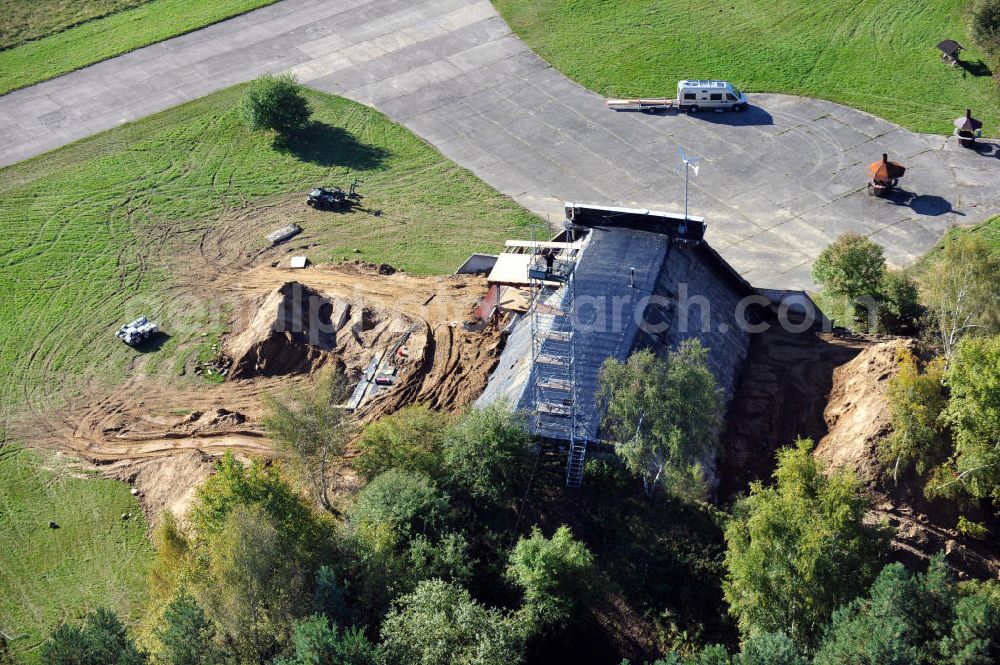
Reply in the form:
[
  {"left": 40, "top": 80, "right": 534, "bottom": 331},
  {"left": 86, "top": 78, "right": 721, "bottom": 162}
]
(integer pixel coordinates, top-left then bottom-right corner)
[
  {"left": 597, "top": 340, "right": 721, "bottom": 499},
  {"left": 263, "top": 371, "right": 353, "bottom": 514},
  {"left": 919, "top": 233, "right": 1000, "bottom": 359}
]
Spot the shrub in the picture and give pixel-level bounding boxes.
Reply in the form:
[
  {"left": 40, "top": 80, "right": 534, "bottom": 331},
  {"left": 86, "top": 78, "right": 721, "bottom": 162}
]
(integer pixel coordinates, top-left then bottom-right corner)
[
  {"left": 957, "top": 516, "right": 990, "bottom": 540},
  {"left": 380, "top": 580, "right": 526, "bottom": 665},
  {"left": 878, "top": 269, "right": 921, "bottom": 333},
  {"left": 812, "top": 233, "right": 886, "bottom": 302},
  {"left": 356, "top": 405, "right": 450, "bottom": 480},
  {"left": 274, "top": 615, "right": 380, "bottom": 665},
  {"left": 348, "top": 468, "right": 450, "bottom": 541},
  {"left": 506, "top": 525, "right": 596, "bottom": 629},
  {"left": 878, "top": 346, "right": 949, "bottom": 485},
  {"left": 442, "top": 404, "right": 533, "bottom": 509},
  {"left": 240, "top": 74, "right": 312, "bottom": 134}
]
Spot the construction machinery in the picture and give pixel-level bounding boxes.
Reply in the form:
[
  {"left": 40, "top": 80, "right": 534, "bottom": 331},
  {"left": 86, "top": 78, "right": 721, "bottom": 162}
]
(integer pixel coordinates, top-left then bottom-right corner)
[
  {"left": 306, "top": 178, "right": 363, "bottom": 209},
  {"left": 116, "top": 317, "right": 158, "bottom": 346}
]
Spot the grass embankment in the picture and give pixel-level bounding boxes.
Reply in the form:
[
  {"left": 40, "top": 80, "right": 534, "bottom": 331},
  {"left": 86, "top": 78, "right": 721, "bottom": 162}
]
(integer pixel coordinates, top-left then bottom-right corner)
[
  {"left": 495, "top": 0, "right": 1000, "bottom": 135},
  {"left": 0, "top": 0, "right": 278, "bottom": 95},
  {"left": 0, "top": 447, "right": 154, "bottom": 662},
  {"left": 0, "top": 85, "right": 536, "bottom": 661},
  {"left": 3, "top": 0, "right": 151, "bottom": 49}
]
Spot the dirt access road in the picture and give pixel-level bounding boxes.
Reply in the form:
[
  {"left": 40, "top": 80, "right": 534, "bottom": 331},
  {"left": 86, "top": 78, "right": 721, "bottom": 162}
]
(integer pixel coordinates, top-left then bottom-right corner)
[{"left": 3, "top": 0, "right": 999, "bottom": 288}]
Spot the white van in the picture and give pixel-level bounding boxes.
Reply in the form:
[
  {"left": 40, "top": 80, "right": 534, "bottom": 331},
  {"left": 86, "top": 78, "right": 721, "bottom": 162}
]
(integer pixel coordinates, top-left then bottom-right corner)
[{"left": 677, "top": 80, "right": 748, "bottom": 112}]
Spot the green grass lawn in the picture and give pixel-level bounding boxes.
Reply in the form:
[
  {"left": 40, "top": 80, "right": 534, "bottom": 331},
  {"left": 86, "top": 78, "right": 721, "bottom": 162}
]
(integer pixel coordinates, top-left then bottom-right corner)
[
  {"left": 0, "top": 84, "right": 536, "bottom": 662},
  {"left": 495, "top": 0, "right": 1000, "bottom": 135},
  {"left": 2, "top": 0, "right": 152, "bottom": 50},
  {"left": 0, "top": 0, "right": 279, "bottom": 95},
  {"left": 0, "top": 446, "right": 155, "bottom": 662}
]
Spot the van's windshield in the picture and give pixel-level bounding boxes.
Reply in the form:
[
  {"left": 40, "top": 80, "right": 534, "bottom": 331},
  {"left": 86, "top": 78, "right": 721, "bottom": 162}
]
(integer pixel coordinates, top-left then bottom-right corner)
[{"left": 732, "top": 87, "right": 743, "bottom": 98}]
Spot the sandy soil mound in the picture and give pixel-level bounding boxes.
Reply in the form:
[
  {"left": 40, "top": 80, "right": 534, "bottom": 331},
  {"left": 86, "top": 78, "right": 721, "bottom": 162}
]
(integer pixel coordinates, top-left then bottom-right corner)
[
  {"left": 104, "top": 450, "right": 217, "bottom": 527},
  {"left": 814, "top": 339, "right": 914, "bottom": 484},
  {"left": 224, "top": 281, "right": 349, "bottom": 379},
  {"left": 815, "top": 340, "right": 1000, "bottom": 580},
  {"left": 720, "top": 322, "right": 867, "bottom": 495},
  {"left": 33, "top": 264, "right": 505, "bottom": 522}
]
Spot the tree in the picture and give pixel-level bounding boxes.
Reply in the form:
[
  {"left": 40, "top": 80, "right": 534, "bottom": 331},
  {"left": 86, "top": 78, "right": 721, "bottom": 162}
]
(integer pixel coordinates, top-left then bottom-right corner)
[
  {"left": 878, "top": 269, "right": 922, "bottom": 334},
  {"left": 506, "top": 525, "right": 596, "bottom": 630},
  {"left": 356, "top": 405, "right": 450, "bottom": 480},
  {"left": 188, "top": 452, "right": 332, "bottom": 562},
  {"left": 274, "top": 615, "right": 380, "bottom": 665},
  {"left": 879, "top": 346, "right": 949, "bottom": 485},
  {"left": 154, "top": 590, "right": 224, "bottom": 665},
  {"left": 199, "top": 505, "right": 305, "bottom": 664},
  {"left": 263, "top": 371, "right": 354, "bottom": 514},
  {"left": 918, "top": 233, "right": 1000, "bottom": 359},
  {"left": 442, "top": 404, "right": 533, "bottom": 509},
  {"left": 380, "top": 580, "right": 526, "bottom": 665},
  {"left": 405, "top": 531, "right": 473, "bottom": 586},
  {"left": 723, "top": 439, "right": 889, "bottom": 651},
  {"left": 655, "top": 632, "right": 807, "bottom": 665},
  {"left": 812, "top": 233, "right": 886, "bottom": 304},
  {"left": 348, "top": 468, "right": 450, "bottom": 541},
  {"left": 814, "top": 556, "right": 1000, "bottom": 665},
  {"left": 42, "top": 608, "right": 146, "bottom": 665},
  {"left": 240, "top": 74, "right": 311, "bottom": 134},
  {"left": 598, "top": 340, "right": 722, "bottom": 498},
  {"left": 936, "top": 335, "right": 1000, "bottom": 501}
]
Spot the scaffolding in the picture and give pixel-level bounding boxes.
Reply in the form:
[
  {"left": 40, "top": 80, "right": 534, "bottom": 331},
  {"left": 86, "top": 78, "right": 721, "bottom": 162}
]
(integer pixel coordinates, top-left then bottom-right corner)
[{"left": 527, "top": 241, "right": 587, "bottom": 488}]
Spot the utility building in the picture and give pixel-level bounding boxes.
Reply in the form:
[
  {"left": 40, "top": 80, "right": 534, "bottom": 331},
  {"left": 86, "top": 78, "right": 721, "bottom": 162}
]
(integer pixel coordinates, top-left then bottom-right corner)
[{"left": 477, "top": 203, "right": 762, "bottom": 487}]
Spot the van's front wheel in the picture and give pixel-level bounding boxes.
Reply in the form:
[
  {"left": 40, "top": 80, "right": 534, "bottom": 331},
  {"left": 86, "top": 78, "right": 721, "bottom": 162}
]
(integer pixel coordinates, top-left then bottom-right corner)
[{"left": 733, "top": 103, "right": 746, "bottom": 112}]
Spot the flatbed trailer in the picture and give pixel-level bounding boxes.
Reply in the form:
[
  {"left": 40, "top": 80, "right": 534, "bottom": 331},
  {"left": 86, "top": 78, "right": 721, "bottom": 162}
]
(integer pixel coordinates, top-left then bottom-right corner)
[{"left": 605, "top": 98, "right": 680, "bottom": 113}]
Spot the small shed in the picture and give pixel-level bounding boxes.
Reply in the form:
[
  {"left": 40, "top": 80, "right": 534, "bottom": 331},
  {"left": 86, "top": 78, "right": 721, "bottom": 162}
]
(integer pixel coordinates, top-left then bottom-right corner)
[
  {"left": 289, "top": 256, "right": 308, "bottom": 269},
  {"left": 954, "top": 108, "right": 983, "bottom": 147},
  {"left": 936, "top": 39, "right": 963, "bottom": 64}
]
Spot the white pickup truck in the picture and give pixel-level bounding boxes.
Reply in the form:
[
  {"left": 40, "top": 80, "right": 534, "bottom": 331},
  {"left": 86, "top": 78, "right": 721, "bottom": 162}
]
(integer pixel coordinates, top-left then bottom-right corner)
[{"left": 606, "top": 80, "right": 748, "bottom": 114}]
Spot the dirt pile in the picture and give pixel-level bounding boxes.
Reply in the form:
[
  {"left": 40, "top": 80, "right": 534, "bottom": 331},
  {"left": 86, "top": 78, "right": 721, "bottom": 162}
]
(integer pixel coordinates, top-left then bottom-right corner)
[
  {"left": 104, "top": 450, "right": 218, "bottom": 527},
  {"left": 720, "top": 322, "right": 867, "bottom": 495},
  {"left": 814, "top": 339, "right": 914, "bottom": 485},
  {"left": 224, "top": 282, "right": 349, "bottom": 379},
  {"left": 814, "top": 340, "right": 1000, "bottom": 580}
]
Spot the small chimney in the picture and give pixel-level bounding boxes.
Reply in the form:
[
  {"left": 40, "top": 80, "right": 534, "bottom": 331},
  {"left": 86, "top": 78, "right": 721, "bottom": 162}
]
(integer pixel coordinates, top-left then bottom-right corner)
[
  {"left": 882, "top": 153, "right": 888, "bottom": 163},
  {"left": 966, "top": 108, "right": 972, "bottom": 119}
]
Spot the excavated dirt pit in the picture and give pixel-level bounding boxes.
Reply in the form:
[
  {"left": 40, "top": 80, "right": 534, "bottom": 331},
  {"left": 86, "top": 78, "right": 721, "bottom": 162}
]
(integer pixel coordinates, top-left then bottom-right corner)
[
  {"left": 722, "top": 322, "right": 1000, "bottom": 580},
  {"left": 30, "top": 262, "right": 505, "bottom": 524}
]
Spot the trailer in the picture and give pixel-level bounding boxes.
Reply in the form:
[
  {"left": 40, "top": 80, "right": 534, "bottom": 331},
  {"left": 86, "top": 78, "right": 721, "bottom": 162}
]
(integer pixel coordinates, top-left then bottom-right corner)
[
  {"left": 607, "top": 80, "right": 748, "bottom": 114},
  {"left": 605, "top": 97, "right": 680, "bottom": 113}
]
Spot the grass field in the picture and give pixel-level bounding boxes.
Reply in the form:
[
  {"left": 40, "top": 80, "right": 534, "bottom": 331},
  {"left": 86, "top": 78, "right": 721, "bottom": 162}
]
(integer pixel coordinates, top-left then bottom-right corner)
[
  {"left": 2, "top": 0, "right": 151, "bottom": 50},
  {"left": 495, "top": 0, "right": 1000, "bottom": 136},
  {"left": 0, "top": 84, "right": 536, "bottom": 662},
  {"left": 0, "top": 446, "right": 154, "bottom": 662},
  {"left": 0, "top": 0, "right": 277, "bottom": 95}
]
